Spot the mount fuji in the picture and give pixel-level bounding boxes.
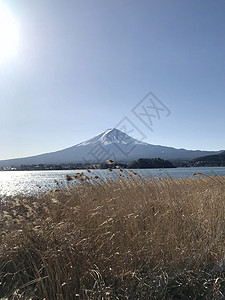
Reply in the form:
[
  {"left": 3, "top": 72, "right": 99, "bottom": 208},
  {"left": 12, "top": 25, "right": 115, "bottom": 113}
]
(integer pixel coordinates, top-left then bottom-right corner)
[{"left": 0, "top": 128, "right": 222, "bottom": 167}]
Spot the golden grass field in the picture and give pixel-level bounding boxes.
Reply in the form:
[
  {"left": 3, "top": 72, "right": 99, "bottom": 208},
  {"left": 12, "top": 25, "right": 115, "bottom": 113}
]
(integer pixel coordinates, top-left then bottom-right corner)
[{"left": 0, "top": 170, "right": 224, "bottom": 299}]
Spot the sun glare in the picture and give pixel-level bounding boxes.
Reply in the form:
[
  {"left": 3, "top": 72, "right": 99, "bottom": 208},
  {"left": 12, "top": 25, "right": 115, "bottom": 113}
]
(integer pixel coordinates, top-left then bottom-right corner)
[{"left": 0, "top": 4, "right": 19, "bottom": 62}]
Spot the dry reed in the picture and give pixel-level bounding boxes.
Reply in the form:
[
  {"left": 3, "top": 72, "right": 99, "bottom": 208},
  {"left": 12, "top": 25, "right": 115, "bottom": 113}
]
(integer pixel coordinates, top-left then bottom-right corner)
[{"left": 0, "top": 173, "right": 224, "bottom": 299}]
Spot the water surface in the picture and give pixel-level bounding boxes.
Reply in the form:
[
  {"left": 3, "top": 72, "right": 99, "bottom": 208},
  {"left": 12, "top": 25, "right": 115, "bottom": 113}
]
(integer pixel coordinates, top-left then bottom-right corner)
[{"left": 0, "top": 167, "right": 225, "bottom": 198}]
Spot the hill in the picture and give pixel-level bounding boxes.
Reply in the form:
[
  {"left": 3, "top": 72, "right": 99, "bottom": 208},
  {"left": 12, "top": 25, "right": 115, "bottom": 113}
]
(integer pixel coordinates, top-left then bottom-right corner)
[
  {"left": 128, "top": 158, "right": 175, "bottom": 169},
  {"left": 191, "top": 151, "right": 225, "bottom": 167}
]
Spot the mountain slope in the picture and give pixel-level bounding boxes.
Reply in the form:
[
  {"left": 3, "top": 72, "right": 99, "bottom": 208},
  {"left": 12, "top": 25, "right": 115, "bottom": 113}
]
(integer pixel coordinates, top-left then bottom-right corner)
[
  {"left": 0, "top": 128, "right": 222, "bottom": 167},
  {"left": 191, "top": 151, "right": 225, "bottom": 166}
]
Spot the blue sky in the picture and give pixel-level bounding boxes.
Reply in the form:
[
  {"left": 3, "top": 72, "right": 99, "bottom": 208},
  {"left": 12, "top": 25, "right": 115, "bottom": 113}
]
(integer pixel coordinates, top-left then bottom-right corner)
[{"left": 0, "top": 0, "right": 224, "bottom": 159}]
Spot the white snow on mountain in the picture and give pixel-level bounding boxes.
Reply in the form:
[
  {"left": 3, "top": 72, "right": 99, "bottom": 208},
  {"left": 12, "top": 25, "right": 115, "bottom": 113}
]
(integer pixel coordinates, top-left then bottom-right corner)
[
  {"left": 0, "top": 128, "right": 222, "bottom": 167},
  {"left": 77, "top": 128, "right": 148, "bottom": 146}
]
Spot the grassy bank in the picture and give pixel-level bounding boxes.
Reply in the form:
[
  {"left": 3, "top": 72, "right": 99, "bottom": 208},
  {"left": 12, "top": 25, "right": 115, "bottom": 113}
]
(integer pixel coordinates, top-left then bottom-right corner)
[{"left": 0, "top": 171, "right": 225, "bottom": 299}]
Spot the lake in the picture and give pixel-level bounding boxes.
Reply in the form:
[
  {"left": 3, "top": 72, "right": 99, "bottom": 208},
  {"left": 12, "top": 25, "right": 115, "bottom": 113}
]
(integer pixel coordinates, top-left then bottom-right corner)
[{"left": 0, "top": 167, "right": 225, "bottom": 198}]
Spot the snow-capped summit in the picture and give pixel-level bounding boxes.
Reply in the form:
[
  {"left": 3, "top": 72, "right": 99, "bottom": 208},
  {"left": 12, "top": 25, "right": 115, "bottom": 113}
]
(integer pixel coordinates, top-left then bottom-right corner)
[
  {"left": 77, "top": 128, "right": 147, "bottom": 146},
  {"left": 0, "top": 129, "right": 222, "bottom": 166}
]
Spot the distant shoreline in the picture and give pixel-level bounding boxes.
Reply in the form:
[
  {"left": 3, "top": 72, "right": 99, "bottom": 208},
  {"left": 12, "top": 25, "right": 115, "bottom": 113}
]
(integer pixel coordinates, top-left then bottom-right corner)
[{"left": 2, "top": 165, "right": 225, "bottom": 172}]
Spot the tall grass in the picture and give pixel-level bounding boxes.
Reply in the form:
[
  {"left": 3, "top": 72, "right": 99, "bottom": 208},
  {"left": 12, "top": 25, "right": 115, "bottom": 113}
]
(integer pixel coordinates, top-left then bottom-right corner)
[{"left": 0, "top": 171, "right": 224, "bottom": 299}]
